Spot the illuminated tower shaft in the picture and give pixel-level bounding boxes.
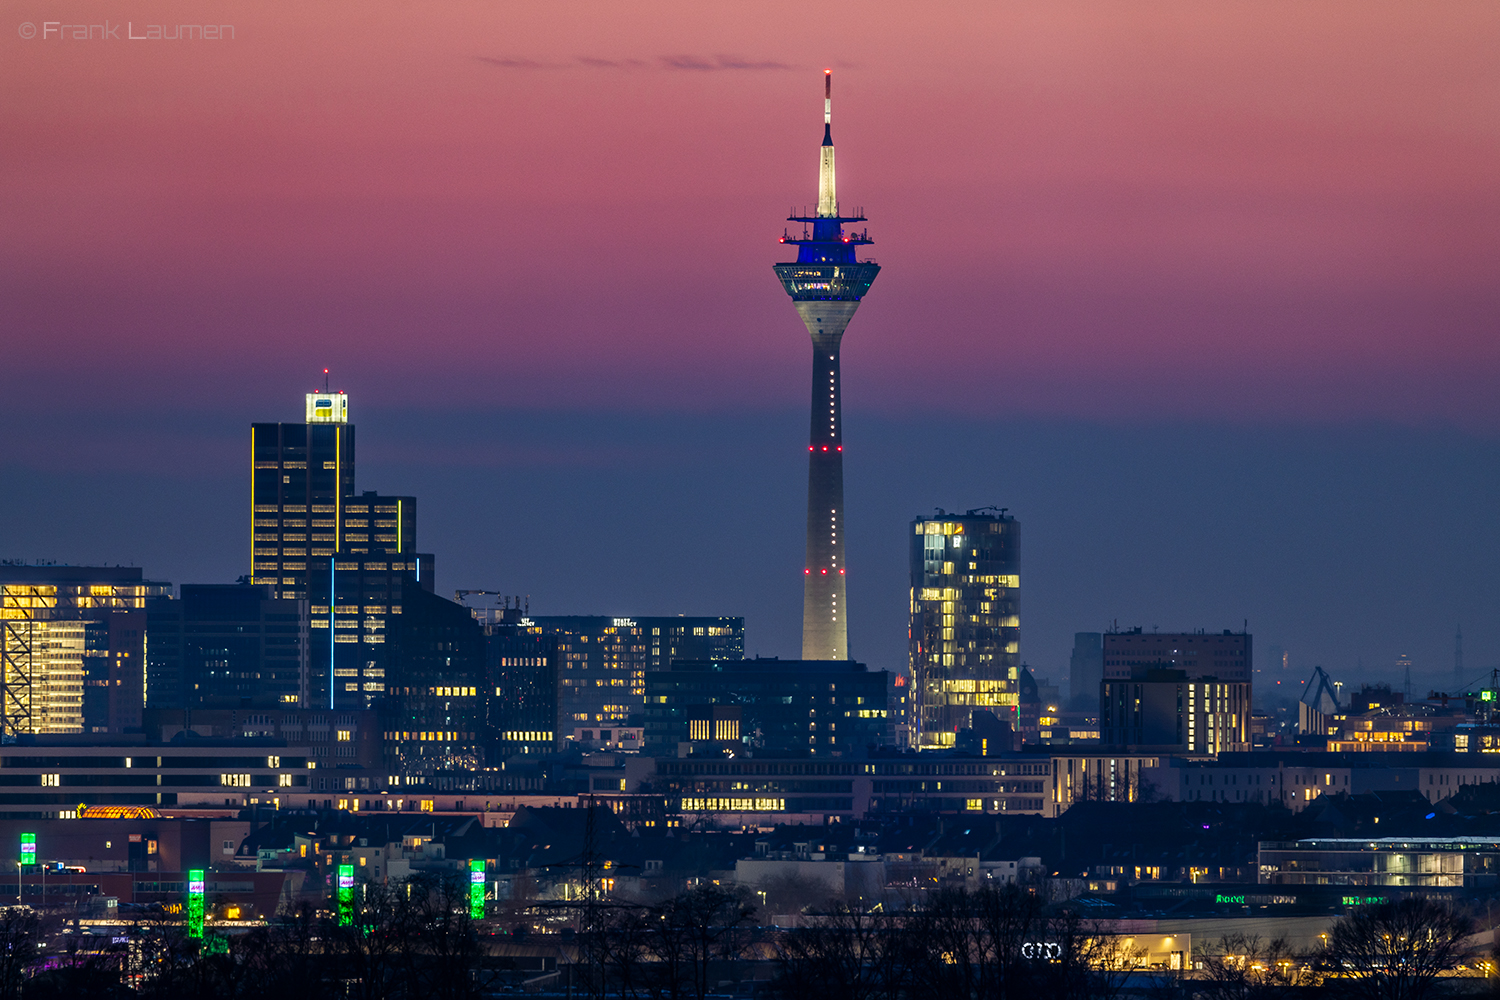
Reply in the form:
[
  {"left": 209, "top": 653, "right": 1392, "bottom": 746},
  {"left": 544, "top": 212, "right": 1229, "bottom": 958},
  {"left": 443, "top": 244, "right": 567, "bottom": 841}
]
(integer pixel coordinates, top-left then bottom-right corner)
[{"left": 774, "top": 72, "right": 879, "bottom": 660}]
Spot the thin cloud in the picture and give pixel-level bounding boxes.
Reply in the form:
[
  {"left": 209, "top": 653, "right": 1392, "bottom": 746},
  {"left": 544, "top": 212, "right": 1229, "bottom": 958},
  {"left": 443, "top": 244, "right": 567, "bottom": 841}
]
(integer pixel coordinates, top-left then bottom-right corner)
[
  {"left": 476, "top": 56, "right": 559, "bottom": 70},
  {"left": 712, "top": 55, "right": 793, "bottom": 71},
  {"left": 661, "top": 54, "right": 793, "bottom": 71},
  {"left": 477, "top": 54, "right": 792, "bottom": 72},
  {"left": 577, "top": 56, "right": 649, "bottom": 69}
]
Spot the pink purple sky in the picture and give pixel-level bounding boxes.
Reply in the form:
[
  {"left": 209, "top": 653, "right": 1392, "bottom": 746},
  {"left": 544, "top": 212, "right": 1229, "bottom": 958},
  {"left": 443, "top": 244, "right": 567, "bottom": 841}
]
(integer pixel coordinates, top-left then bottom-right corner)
[
  {"left": 4, "top": 2, "right": 1499, "bottom": 688},
  {"left": 7, "top": 1, "right": 1500, "bottom": 433}
]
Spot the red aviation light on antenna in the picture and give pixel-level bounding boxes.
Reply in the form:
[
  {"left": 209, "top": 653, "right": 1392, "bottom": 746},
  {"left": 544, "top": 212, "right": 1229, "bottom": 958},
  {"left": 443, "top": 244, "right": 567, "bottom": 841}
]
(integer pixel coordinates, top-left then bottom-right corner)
[
  {"left": 805, "top": 569, "right": 810, "bottom": 574},
  {"left": 821, "top": 569, "right": 828, "bottom": 575}
]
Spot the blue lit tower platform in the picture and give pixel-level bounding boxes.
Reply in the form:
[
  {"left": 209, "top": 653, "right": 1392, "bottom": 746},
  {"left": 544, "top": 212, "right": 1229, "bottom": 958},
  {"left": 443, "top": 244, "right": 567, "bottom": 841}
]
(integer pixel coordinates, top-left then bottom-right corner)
[{"left": 774, "top": 71, "right": 880, "bottom": 661}]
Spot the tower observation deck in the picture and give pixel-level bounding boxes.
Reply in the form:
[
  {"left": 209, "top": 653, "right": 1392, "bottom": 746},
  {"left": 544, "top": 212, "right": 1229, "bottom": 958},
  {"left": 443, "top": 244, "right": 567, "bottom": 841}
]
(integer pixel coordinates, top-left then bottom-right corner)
[{"left": 774, "top": 71, "right": 880, "bottom": 661}]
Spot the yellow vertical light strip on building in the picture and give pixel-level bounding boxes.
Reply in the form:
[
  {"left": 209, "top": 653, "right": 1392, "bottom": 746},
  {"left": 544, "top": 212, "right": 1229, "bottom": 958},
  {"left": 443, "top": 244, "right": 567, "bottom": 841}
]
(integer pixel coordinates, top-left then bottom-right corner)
[
  {"left": 250, "top": 427, "right": 256, "bottom": 579},
  {"left": 397, "top": 499, "right": 402, "bottom": 552},
  {"left": 335, "top": 427, "right": 342, "bottom": 543}
]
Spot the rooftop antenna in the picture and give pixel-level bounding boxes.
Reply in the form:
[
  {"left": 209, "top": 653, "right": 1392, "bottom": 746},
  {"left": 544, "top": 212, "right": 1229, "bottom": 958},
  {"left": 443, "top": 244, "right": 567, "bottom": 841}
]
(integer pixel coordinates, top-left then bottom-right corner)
[{"left": 322, "top": 368, "right": 330, "bottom": 392}]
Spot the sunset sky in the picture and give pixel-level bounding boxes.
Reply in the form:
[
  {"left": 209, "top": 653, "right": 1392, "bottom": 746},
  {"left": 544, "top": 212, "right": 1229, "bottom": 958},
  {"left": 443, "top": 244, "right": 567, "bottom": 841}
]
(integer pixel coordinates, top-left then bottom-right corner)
[{"left": 4, "top": 1, "right": 1499, "bottom": 693}]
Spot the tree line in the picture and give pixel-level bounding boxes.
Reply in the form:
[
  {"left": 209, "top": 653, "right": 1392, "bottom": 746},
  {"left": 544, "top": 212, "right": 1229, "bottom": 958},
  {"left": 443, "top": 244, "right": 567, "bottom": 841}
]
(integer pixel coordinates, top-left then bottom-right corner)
[{"left": 0, "top": 876, "right": 1479, "bottom": 1000}]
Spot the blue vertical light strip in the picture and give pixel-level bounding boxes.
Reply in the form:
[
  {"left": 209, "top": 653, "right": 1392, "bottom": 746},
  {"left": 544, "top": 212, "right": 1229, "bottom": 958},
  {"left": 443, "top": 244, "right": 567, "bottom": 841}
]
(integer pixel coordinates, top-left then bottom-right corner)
[
  {"left": 416, "top": 555, "right": 421, "bottom": 583},
  {"left": 329, "top": 557, "right": 336, "bottom": 710}
]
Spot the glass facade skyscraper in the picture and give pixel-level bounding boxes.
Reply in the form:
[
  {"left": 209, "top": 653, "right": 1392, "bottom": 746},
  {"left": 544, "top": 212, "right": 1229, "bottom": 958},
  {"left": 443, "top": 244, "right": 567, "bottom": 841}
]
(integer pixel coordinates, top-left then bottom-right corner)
[{"left": 908, "top": 511, "right": 1020, "bottom": 749}]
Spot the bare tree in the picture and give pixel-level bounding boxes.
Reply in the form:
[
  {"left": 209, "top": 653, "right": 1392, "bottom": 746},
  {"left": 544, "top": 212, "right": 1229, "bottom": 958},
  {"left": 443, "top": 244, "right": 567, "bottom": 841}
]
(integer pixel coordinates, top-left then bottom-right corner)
[
  {"left": 0, "top": 908, "right": 37, "bottom": 1000},
  {"left": 770, "top": 904, "right": 913, "bottom": 1000},
  {"left": 1195, "top": 933, "right": 1318, "bottom": 1000},
  {"left": 643, "top": 884, "right": 755, "bottom": 1000},
  {"left": 1324, "top": 897, "right": 1474, "bottom": 1000}
]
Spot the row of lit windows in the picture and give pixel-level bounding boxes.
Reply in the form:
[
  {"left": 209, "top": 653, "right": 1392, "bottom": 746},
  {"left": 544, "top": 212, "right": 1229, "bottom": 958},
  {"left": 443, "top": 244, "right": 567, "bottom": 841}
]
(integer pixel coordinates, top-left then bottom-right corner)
[{"left": 680, "top": 797, "right": 785, "bottom": 812}]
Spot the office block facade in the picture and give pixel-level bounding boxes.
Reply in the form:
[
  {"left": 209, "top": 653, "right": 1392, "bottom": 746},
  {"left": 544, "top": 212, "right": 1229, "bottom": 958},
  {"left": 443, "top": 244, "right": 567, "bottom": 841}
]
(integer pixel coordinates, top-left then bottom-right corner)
[
  {"left": 468, "top": 615, "right": 743, "bottom": 733},
  {"left": 145, "top": 584, "right": 308, "bottom": 710},
  {"left": 308, "top": 541, "right": 433, "bottom": 712},
  {"left": 1, "top": 566, "right": 167, "bottom": 736},
  {"left": 380, "top": 580, "right": 488, "bottom": 779},
  {"left": 644, "top": 657, "right": 891, "bottom": 755},
  {"left": 484, "top": 622, "right": 559, "bottom": 761},
  {"left": 909, "top": 511, "right": 1020, "bottom": 749},
  {"left": 0, "top": 735, "right": 310, "bottom": 819},
  {"left": 1100, "top": 630, "right": 1252, "bottom": 754}
]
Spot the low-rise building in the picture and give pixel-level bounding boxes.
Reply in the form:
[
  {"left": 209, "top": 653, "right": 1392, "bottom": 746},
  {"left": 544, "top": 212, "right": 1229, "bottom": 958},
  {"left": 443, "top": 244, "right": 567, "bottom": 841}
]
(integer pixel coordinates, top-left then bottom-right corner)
[{"left": 1258, "top": 837, "right": 1500, "bottom": 888}]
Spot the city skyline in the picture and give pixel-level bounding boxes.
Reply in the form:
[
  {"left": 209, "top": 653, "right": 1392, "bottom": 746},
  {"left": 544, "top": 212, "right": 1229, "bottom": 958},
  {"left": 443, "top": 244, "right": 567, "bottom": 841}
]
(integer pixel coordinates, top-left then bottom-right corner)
[{"left": 4, "top": 2, "right": 1499, "bottom": 694}]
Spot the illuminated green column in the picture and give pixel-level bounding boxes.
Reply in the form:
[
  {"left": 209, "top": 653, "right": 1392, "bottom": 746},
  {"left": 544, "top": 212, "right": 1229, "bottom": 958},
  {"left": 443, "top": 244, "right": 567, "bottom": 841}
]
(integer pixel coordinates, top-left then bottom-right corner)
[
  {"left": 187, "top": 870, "right": 205, "bottom": 938},
  {"left": 19, "top": 834, "right": 35, "bottom": 868},
  {"left": 337, "top": 864, "right": 354, "bottom": 926},
  {"left": 469, "top": 859, "right": 485, "bottom": 919}
]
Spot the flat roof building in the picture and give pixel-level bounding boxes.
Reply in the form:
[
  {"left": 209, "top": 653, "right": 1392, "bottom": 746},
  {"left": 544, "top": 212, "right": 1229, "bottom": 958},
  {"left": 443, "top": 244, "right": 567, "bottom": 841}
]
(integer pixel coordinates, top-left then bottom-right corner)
[
  {"left": 644, "top": 657, "right": 890, "bottom": 756},
  {"left": 0, "top": 565, "right": 169, "bottom": 736},
  {"left": 1100, "top": 630, "right": 1252, "bottom": 755}
]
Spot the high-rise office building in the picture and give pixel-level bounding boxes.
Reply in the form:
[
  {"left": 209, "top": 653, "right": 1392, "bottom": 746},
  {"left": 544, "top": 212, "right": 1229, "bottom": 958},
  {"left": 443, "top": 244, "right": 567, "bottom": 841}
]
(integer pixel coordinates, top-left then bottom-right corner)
[
  {"left": 774, "top": 72, "right": 880, "bottom": 661},
  {"left": 0, "top": 566, "right": 168, "bottom": 735},
  {"left": 145, "top": 583, "right": 308, "bottom": 710},
  {"left": 1099, "top": 629, "right": 1251, "bottom": 753},
  {"left": 908, "top": 511, "right": 1020, "bottom": 749},
  {"left": 251, "top": 392, "right": 431, "bottom": 710},
  {"left": 467, "top": 613, "right": 744, "bottom": 743},
  {"left": 250, "top": 392, "right": 356, "bottom": 599}
]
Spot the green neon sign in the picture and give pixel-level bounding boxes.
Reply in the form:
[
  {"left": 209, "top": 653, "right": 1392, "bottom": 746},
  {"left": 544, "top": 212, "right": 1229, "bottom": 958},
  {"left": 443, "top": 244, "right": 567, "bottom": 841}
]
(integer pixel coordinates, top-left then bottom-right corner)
[
  {"left": 187, "top": 870, "right": 205, "bottom": 938},
  {"left": 19, "top": 834, "right": 35, "bottom": 867},
  {"left": 470, "top": 859, "right": 485, "bottom": 919},
  {"left": 337, "top": 864, "right": 355, "bottom": 926},
  {"left": 1215, "top": 894, "right": 1246, "bottom": 904}
]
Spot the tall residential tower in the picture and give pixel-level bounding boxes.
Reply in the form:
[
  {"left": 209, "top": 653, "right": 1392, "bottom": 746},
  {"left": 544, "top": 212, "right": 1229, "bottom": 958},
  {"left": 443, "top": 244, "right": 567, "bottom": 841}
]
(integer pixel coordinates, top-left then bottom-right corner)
[
  {"left": 774, "top": 71, "right": 880, "bottom": 660},
  {"left": 909, "top": 511, "right": 1020, "bottom": 748}
]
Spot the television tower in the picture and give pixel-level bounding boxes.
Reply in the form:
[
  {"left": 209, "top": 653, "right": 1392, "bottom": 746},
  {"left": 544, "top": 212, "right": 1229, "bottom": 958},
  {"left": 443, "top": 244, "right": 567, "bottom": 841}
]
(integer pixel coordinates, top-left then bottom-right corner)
[{"left": 774, "top": 71, "right": 880, "bottom": 660}]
